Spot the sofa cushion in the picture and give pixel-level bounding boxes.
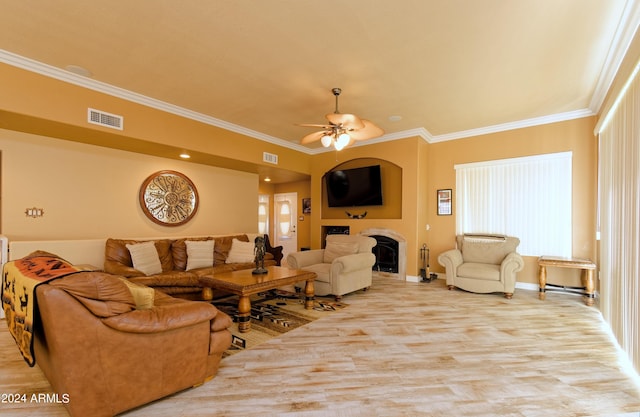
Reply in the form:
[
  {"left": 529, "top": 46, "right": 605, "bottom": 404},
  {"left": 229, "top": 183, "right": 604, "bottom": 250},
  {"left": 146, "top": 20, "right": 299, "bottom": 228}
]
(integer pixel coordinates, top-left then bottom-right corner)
[
  {"left": 171, "top": 237, "right": 213, "bottom": 270},
  {"left": 49, "top": 272, "right": 136, "bottom": 317},
  {"left": 299, "top": 262, "right": 331, "bottom": 283},
  {"left": 105, "top": 238, "right": 174, "bottom": 276},
  {"left": 213, "top": 234, "right": 249, "bottom": 264},
  {"left": 102, "top": 299, "right": 219, "bottom": 333},
  {"left": 459, "top": 235, "right": 519, "bottom": 264},
  {"left": 128, "top": 271, "right": 202, "bottom": 288},
  {"left": 457, "top": 262, "right": 501, "bottom": 281},
  {"left": 186, "top": 239, "right": 215, "bottom": 271},
  {"left": 323, "top": 241, "right": 359, "bottom": 263},
  {"left": 226, "top": 238, "right": 255, "bottom": 264},
  {"left": 126, "top": 241, "right": 163, "bottom": 276},
  {"left": 117, "top": 277, "right": 155, "bottom": 309}
]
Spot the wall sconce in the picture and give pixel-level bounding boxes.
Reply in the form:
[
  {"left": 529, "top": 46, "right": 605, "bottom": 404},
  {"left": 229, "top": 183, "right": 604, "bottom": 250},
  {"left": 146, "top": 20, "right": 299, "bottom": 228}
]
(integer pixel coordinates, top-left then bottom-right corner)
[{"left": 25, "top": 207, "right": 44, "bottom": 218}]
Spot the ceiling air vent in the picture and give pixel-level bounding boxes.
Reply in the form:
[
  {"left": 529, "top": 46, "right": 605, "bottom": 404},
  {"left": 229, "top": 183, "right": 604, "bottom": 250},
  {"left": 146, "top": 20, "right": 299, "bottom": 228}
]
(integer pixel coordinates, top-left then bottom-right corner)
[
  {"left": 88, "top": 108, "right": 123, "bottom": 130},
  {"left": 263, "top": 152, "right": 278, "bottom": 165}
]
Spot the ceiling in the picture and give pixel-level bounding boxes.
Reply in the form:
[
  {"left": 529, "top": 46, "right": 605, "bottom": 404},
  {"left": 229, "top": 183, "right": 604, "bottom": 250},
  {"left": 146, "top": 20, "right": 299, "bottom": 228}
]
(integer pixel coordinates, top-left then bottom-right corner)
[{"left": 0, "top": 0, "right": 639, "bottom": 155}]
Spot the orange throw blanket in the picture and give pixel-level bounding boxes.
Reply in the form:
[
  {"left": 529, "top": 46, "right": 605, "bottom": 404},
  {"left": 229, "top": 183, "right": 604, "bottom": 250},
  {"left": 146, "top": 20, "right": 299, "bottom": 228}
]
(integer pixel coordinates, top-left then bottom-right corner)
[{"left": 2, "top": 251, "right": 80, "bottom": 366}]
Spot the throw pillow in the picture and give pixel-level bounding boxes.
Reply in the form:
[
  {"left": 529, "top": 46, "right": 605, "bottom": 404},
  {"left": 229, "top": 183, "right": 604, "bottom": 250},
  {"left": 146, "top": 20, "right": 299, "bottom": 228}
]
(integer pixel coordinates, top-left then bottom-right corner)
[
  {"left": 225, "top": 238, "right": 255, "bottom": 263},
  {"left": 117, "top": 277, "right": 155, "bottom": 310},
  {"left": 185, "top": 239, "right": 215, "bottom": 270},
  {"left": 323, "top": 241, "right": 359, "bottom": 263},
  {"left": 125, "top": 241, "right": 163, "bottom": 276}
]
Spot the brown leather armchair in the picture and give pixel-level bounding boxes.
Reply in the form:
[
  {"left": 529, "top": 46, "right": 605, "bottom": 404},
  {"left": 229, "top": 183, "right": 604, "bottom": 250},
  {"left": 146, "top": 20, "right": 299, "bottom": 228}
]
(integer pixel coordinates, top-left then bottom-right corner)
[{"left": 33, "top": 272, "right": 232, "bottom": 417}]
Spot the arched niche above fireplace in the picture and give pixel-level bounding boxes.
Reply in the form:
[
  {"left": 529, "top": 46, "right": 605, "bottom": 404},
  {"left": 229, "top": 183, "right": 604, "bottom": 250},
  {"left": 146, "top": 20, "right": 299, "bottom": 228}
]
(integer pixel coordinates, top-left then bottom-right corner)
[{"left": 322, "top": 157, "right": 402, "bottom": 219}]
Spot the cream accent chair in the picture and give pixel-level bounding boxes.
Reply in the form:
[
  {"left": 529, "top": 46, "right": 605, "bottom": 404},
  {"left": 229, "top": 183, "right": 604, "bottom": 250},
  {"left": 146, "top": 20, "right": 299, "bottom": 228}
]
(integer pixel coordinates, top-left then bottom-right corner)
[
  {"left": 438, "top": 234, "right": 524, "bottom": 299},
  {"left": 287, "top": 234, "right": 376, "bottom": 301}
]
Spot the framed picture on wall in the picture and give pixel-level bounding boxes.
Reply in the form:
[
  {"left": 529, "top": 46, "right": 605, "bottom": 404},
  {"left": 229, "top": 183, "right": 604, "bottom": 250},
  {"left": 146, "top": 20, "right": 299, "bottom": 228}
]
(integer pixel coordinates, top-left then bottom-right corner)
[
  {"left": 302, "top": 198, "right": 311, "bottom": 214},
  {"left": 437, "top": 189, "right": 452, "bottom": 216}
]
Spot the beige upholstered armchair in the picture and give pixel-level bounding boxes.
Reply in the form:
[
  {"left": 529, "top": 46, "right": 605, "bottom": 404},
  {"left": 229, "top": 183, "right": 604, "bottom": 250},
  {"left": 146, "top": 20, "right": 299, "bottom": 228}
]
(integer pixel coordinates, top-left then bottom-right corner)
[
  {"left": 287, "top": 234, "right": 376, "bottom": 301},
  {"left": 438, "top": 234, "right": 524, "bottom": 299}
]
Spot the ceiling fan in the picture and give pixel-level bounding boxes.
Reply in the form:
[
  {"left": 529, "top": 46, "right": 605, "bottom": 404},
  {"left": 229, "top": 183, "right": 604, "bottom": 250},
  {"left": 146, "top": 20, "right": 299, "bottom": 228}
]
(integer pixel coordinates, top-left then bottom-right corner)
[{"left": 298, "top": 88, "right": 384, "bottom": 150}]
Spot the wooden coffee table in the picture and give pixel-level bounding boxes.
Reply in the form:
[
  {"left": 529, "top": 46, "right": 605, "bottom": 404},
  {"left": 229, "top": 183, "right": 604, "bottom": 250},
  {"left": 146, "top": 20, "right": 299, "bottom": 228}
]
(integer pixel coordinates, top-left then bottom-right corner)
[{"left": 199, "top": 266, "right": 317, "bottom": 333}]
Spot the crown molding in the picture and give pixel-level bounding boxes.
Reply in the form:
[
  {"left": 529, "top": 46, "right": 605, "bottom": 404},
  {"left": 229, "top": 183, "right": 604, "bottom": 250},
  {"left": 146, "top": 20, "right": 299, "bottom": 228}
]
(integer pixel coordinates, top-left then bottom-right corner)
[
  {"left": 589, "top": 0, "right": 640, "bottom": 113},
  {"left": 429, "top": 109, "right": 595, "bottom": 143},
  {"left": 0, "top": 49, "right": 312, "bottom": 153},
  {"left": 0, "top": 48, "right": 613, "bottom": 152}
]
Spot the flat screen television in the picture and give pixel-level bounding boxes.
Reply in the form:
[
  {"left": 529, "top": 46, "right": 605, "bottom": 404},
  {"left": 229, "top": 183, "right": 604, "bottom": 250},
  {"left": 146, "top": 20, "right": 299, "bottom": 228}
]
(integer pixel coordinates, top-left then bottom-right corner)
[{"left": 325, "top": 165, "right": 383, "bottom": 207}]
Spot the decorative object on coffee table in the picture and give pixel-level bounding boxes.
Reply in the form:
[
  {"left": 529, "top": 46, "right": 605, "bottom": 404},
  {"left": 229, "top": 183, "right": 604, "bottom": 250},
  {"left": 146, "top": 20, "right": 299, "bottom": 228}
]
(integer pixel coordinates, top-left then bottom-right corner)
[
  {"left": 252, "top": 235, "right": 268, "bottom": 274},
  {"left": 139, "top": 170, "right": 198, "bottom": 226}
]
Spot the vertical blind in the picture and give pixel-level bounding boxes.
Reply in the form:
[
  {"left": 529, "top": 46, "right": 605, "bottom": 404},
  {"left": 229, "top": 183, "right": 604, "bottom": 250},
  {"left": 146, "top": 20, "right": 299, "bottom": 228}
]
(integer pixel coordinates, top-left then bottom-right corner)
[
  {"left": 598, "top": 68, "right": 640, "bottom": 375},
  {"left": 455, "top": 152, "right": 572, "bottom": 257}
]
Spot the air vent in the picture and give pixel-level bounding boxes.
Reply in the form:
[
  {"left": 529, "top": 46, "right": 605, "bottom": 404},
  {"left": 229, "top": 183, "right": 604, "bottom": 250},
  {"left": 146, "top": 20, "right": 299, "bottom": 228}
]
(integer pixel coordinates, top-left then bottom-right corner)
[
  {"left": 263, "top": 152, "right": 278, "bottom": 165},
  {"left": 88, "top": 108, "right": 123, "bottom": 130}
]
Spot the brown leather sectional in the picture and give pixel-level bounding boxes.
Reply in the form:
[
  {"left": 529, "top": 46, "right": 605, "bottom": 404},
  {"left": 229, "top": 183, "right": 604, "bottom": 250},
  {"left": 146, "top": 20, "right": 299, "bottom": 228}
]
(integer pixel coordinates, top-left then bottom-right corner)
[
  {"left": 22, "top": 233, "right": 283, "bottom": 416},
  {"left": 34, "top": 271, "right": 233, "bottom": 417},
  {"left": 104, "top": 234, "right": 282, "bottom": 299}
]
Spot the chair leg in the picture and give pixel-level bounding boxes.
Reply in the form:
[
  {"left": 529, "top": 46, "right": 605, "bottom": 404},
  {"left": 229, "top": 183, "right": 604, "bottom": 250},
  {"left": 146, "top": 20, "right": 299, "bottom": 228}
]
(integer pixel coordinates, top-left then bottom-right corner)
[
  {"left": 504, "top": 293, "right": 513, "bottom": 299},
  {"left": 447, "top": 285, "right": 455, "bottom": 291}
]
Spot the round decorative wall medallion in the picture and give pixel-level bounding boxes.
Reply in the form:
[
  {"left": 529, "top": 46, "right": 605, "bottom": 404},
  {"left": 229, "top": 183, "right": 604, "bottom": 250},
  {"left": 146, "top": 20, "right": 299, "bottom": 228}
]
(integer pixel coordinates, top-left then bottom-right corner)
[{"left": 139, "top": 170, "right": 199, "bottom": 226}]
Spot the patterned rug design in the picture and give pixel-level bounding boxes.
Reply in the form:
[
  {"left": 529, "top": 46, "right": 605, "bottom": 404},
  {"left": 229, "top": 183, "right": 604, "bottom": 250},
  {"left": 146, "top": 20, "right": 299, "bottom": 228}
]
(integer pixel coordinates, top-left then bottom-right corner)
[{"left": 214, "top": 290, "right": 347, "bottom": 357}]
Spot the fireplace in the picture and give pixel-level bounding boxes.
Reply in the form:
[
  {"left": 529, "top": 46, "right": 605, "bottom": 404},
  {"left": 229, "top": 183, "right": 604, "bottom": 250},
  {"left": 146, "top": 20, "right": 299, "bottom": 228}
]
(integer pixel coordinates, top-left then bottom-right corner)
[
  {"left": 371, "top": 235, "right": 399, "bottom": 273},
  {"left": 360, "top": 228, "right": 407, "bottom": 280}
]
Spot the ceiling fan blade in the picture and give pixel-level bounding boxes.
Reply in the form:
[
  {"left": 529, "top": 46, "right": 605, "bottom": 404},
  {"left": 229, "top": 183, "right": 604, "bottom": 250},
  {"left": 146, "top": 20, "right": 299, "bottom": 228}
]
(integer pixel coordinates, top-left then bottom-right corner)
[
  {"left": 325, "top": 113, "right": 365, "bottom": 130},
  {"left": 347, "top": 120, "right": 384, "bottom": 141},
  {"left": 296, "top": 123, "right": 334, "bottom": 129},
  {"left": 300, "top": 131, "right": 328, "bottom": 144}
]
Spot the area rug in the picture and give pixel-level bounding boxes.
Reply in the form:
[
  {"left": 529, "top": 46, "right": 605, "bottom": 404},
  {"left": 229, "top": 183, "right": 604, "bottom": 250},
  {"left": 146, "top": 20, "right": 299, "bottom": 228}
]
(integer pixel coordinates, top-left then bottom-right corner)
[{"left": 213, "top": 290, "right": 347, "bottom": 357}]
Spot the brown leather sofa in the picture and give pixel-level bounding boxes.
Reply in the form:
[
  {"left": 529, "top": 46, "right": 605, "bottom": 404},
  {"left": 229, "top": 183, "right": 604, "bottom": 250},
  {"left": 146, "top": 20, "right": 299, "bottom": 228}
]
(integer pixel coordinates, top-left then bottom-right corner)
[
  {"left": 104, "top": 234, "right": 282, "bottom": 299},
  {"left": 34, "top": 271, "right": 232, "bottom": 417}
]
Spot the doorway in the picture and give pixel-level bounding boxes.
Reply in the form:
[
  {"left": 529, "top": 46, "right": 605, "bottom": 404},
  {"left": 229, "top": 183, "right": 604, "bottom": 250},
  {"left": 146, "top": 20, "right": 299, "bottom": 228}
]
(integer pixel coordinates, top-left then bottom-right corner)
[{"left": 273, "top": 192, "right": 297, "bottom": 264}]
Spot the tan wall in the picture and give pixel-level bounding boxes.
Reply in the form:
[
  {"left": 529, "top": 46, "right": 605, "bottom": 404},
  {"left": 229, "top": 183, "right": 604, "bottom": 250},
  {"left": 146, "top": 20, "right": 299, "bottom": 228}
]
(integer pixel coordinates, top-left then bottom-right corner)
[
  {"left": 426, "top": 117, "right": 598, "bottom": 285},
  {"left": 0, "top": 129, "right": 259, "bottom": 240},
  {"left": 0, "top": 63, "right": 312, "bottom": 177},
  {"left": 309, "top": 137, "right": 424, "bottom": 277}
]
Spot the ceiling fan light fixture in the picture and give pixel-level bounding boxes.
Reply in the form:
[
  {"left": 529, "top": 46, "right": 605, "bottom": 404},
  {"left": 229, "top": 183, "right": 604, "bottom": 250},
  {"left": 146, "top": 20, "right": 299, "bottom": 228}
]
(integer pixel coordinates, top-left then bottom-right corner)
[
  {"left": 335, "top": 133, "right": 350, "bottom": 151},
  {"left": 337, "top": 133, "right": 350, "bottom": 147},
  {"left": 297, "top": 87, "right": 383, "bottom": 150}
]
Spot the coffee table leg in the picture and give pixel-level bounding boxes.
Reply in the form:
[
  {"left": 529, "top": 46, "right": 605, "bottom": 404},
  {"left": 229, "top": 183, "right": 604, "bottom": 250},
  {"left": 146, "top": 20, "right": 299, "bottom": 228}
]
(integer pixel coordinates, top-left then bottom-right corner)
[
  {"left": 304, "top": 280, "right": 315, "bottom": 310},
  {"left": 237, "top": 295, "right": 251, "bottom": 333}
]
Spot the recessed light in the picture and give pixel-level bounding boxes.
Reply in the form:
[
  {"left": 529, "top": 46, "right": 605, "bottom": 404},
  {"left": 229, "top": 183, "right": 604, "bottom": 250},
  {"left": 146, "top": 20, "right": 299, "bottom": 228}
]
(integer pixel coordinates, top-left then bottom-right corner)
[
  {"left": 388, "top": 115, "right": 402, "bottom": 122},
  {"left": 264, "top": 177, "right": 271, "bottom": 182},
  {"left": 179, "top": 153, "right": 191, "bottom": 159}
]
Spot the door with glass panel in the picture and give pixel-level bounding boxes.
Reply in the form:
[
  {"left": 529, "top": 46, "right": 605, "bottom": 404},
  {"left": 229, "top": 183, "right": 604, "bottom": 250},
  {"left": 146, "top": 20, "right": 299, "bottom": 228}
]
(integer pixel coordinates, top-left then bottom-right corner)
[{"left": 273, "top": 192, "right": 297, "bottom": 265}]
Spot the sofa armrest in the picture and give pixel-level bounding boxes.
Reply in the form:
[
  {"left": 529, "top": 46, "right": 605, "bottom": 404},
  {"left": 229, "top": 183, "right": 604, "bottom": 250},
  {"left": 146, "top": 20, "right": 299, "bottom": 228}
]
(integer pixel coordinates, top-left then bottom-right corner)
[
  {"left": 102, "top": 300, "right": 219, "bottom": 333},
  {"left": 332, "top": 252, "right": 376, "bottom": 274},
  {"left": 264, "top": 234, "right": 283, "bottom": 266},
  {"left": 437, "top": 249, "right": 463, "bottom": 283},
  {"left": 104, "top": 260, "right": 145, "bottom": 278},
  {"left": 500, "top": 251, "right": 525, "bottom": 277},
  {"left": 438, "top": 249, "right": 463, "bottom": 268},
  {"left": 286, "top": 249, "right": 324, "bottom": 269}
]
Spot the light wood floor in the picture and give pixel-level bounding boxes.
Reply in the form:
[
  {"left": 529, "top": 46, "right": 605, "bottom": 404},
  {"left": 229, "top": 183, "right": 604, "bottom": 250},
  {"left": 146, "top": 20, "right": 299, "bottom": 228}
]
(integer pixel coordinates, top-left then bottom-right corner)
[{"left": 2, "top": 277, "right": 640, "bottom": 417}]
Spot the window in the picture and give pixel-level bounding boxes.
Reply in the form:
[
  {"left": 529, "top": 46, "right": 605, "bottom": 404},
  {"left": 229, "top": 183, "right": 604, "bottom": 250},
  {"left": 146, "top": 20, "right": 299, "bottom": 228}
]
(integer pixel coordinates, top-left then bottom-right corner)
[
  {"left": 455, "top": 152, "right": 572, "bottom": 256},
  {"left": 258, "top": 195, "right": 269, "bottom": 235}
]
